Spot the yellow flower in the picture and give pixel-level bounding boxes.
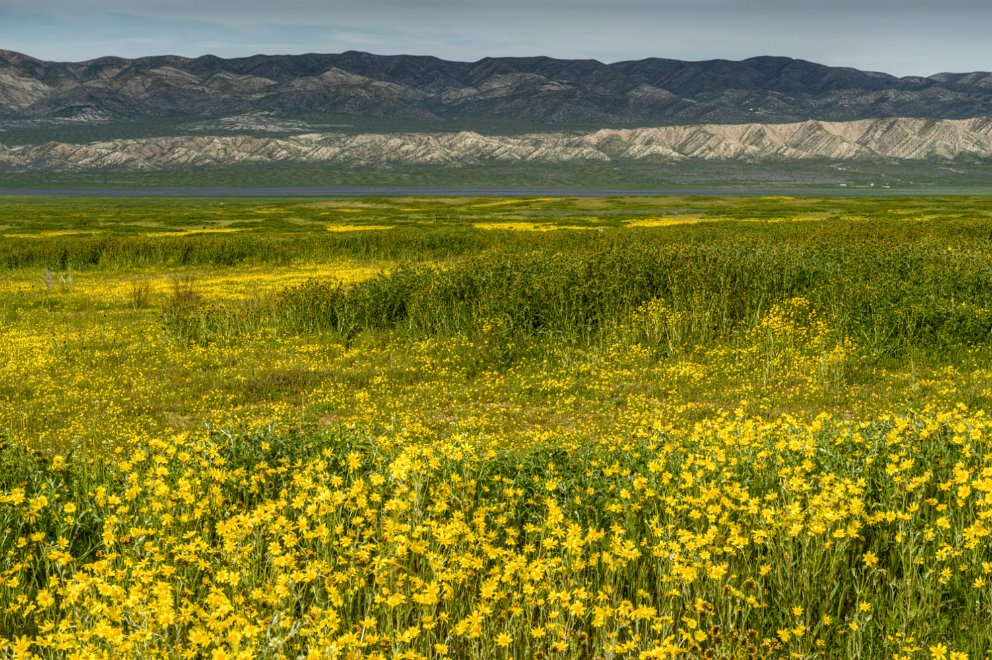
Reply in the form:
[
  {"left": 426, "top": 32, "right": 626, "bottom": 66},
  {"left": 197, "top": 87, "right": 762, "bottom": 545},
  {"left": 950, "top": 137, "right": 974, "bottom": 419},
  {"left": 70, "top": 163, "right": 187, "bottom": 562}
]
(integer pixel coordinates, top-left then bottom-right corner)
[
  {"left": 36, "top": 590, "right": 55, "bottom": 609},
  {"left": 10, "top": 635, "right": 31, "bottom": 656},
  {"left": 496, "top": 633, "right": 512, "bottom": 647},
  {"left": 929, "top": 643, "right": 948, "bottom": 659},
  {"left": 708, "top": 564, "right": 727, "bottom": 580}
]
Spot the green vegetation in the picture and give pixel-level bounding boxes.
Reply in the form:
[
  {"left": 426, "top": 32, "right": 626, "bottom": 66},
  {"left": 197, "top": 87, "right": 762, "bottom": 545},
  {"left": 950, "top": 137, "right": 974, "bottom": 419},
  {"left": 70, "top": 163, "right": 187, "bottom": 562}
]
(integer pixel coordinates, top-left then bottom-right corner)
[
  {"left": 3, "top": 195, "right": 992, "bottom": 657},
  {"left": 5, "top": 158, "right": 992, "bottom": 190}
]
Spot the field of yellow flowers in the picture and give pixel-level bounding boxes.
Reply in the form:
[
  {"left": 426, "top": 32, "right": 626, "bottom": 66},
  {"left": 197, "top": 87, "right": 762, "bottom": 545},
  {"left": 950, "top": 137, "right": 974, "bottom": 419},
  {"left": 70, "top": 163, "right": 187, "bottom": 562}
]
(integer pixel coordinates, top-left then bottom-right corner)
[{"left": 4, "top": 195, "right": 992, "bottom": 658}]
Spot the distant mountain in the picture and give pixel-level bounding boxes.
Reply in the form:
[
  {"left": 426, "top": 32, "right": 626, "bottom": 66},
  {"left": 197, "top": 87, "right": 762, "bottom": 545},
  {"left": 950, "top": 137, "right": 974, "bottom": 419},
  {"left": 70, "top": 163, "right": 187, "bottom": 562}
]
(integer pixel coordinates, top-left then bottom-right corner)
[
  {"left": 5, "top": 118, "right": 992, "bottom": 172},
  {"left": 2, "top": 49, "right": 992, "bottom": 125}
]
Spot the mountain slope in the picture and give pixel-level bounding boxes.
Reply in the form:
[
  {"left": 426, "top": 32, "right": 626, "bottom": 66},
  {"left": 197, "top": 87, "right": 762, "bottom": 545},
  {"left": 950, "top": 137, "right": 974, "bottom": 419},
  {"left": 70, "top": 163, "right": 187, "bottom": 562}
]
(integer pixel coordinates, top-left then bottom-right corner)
[
  {"left": 3, "top": 50, "right": 992, "bottom": 124},
  {"left": 4, "top": 118, "right": 992, "bottom": 171}
]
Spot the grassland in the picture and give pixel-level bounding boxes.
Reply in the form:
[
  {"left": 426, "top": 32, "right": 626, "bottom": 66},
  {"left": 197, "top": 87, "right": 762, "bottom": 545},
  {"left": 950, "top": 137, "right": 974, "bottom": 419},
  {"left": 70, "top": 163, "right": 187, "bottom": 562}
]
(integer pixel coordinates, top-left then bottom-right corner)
[
  {"left": 6, "top": 159, "right": 992, "bottom": 191},
  {"left": 3, "top": 195, "right": 992, "bottom": 658}
]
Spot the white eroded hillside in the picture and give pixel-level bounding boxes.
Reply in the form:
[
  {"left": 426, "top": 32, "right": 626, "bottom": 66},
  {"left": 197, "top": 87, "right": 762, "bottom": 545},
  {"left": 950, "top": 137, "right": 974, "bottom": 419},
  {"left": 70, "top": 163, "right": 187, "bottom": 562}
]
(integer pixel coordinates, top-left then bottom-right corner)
[{"left": 2, "top": 117, "right": 991, "bottom": 170}]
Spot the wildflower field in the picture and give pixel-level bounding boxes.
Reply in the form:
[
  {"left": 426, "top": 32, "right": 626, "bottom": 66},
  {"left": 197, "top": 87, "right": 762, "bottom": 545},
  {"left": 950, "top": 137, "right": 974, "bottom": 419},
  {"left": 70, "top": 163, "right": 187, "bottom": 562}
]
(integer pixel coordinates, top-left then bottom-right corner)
[{"left": 4, "top": 195, "right": 992, "bottom": 658}]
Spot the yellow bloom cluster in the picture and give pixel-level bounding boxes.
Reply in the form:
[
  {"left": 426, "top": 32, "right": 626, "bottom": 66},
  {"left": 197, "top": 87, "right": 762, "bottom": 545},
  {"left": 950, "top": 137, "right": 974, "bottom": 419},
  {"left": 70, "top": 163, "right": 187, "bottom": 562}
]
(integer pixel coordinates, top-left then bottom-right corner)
[{"left": 1, "top": 408, "right": 988, "bottom": 658}]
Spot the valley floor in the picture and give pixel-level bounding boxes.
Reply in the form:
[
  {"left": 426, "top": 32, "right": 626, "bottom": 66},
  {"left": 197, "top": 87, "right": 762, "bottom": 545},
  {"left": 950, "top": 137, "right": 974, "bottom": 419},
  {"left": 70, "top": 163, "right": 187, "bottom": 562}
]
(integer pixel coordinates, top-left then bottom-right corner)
[{"left": 2, "top": 195, "right": 992, "bottom": 657}]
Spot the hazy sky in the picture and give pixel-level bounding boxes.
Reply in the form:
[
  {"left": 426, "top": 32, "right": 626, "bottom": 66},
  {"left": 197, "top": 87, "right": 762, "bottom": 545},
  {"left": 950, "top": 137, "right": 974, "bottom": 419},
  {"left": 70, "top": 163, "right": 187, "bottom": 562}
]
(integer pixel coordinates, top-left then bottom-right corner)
[{"left": 2, "top": 0, "right": 990, "bottom": 76}]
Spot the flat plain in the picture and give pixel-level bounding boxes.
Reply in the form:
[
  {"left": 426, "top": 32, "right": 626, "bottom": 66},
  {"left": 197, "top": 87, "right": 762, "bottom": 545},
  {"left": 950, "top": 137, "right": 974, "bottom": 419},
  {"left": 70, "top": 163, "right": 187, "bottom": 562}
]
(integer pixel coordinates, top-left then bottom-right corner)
[{"left": 3, "top": 195, "right": 992, "bottom": 658}]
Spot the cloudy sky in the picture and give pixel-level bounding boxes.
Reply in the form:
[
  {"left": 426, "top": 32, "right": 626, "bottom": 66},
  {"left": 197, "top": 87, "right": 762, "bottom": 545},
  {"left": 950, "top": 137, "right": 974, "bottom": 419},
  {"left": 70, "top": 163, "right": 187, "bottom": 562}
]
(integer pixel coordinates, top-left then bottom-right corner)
[{"left": 1, "top": 0, "right": 989, "bottom": 77}]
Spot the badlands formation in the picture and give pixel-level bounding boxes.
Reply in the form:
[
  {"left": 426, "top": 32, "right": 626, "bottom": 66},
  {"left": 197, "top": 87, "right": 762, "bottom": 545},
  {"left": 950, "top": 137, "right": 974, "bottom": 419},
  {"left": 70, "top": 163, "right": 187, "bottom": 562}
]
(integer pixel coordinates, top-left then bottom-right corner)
[{"left": 2, "top": 118, "right": 991, "bottom": 171}]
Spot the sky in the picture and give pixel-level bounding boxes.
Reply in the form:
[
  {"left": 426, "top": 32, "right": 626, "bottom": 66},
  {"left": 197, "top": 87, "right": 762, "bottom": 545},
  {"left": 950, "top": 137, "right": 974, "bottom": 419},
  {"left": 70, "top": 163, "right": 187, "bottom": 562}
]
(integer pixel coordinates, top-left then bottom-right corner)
[{"left": 1, "top": 0, "right": 990, "bottom": 77}]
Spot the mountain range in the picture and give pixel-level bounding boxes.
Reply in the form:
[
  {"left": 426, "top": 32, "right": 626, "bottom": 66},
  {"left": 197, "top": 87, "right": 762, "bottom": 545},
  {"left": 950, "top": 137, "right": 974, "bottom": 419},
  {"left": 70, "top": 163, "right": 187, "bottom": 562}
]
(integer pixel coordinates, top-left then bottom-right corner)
[
  {"left": 3, "top": 49, "right": 992, "bottom": 125},
  {"left": 4, "top": 119, "right": 992, "bottom": 172},
  {"left": 4, "top": 50, "right": 992, "bottom": 180}
]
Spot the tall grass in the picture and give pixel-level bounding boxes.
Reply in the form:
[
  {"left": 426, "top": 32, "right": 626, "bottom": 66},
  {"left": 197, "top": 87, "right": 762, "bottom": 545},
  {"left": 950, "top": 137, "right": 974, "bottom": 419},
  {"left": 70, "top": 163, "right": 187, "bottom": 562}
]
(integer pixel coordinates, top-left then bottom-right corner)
[
  {"left": 0, "top": 229, "right": 493, "bottom": 270},
  {"left": 271, "top": 227, "right": 992, "bottom": 360},
  {"left": 160, "top": 275, "right": 270, "bottom": 344}
]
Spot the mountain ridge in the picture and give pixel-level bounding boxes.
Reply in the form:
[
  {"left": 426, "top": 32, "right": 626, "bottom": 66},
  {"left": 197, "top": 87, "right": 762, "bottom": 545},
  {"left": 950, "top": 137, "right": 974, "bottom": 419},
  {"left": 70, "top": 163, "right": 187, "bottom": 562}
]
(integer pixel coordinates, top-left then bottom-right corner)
[
  {"left": 3, "top": 49, "right": 992, "bottom": 125},
  {"left": 4, "top": 117, "right": 992, "bottom": 172}
]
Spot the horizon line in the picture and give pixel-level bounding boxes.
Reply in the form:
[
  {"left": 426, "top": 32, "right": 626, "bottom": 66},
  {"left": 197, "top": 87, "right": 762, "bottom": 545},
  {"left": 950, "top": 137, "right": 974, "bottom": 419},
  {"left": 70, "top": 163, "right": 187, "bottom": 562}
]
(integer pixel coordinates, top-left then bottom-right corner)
[{"left": 2, "top": 47, "right": 984, "bottom": 79}]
